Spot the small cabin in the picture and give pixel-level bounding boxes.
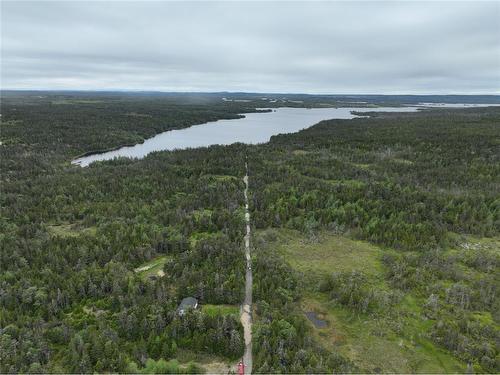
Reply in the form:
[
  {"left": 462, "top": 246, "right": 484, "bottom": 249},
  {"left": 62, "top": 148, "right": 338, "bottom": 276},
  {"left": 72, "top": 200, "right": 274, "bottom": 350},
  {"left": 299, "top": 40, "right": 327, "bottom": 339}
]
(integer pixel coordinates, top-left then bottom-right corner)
[{"left": 177, "top": 297, "right": 198, "bottom": 316}]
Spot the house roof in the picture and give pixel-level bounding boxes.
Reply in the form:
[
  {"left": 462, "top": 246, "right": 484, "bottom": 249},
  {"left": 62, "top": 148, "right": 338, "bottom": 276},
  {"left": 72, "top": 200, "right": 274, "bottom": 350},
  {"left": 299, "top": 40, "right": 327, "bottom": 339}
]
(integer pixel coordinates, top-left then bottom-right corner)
[{"left": 178, "top": 297, "right": 198, "bottom": 309}]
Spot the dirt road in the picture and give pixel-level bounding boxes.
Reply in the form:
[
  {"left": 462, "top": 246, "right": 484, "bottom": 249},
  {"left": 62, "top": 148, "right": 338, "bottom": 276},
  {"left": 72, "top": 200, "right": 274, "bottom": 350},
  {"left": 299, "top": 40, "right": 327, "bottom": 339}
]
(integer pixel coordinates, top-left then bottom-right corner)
[{"left": 240, "top": 160, "right": 253, "bottom": 374}]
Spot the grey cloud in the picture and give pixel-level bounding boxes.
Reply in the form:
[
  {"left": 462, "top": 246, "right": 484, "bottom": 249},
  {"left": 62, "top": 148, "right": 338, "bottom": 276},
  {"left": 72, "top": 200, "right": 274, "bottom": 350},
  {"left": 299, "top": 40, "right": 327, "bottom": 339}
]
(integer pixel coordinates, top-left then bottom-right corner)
[{"left": 1, "top": 1, "right": 499, "bottom": 93}]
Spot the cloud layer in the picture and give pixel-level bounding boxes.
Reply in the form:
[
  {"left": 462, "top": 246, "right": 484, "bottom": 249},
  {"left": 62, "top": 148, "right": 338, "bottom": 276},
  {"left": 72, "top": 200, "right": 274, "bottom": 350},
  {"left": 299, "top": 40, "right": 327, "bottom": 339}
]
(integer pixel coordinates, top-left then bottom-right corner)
[{"left": 1, "top": 1, "right": 499, "bottom": 93}]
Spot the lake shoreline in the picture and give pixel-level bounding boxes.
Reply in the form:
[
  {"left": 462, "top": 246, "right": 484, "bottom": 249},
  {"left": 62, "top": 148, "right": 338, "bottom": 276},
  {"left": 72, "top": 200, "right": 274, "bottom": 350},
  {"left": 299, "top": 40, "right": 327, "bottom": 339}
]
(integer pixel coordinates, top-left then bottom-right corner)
[
  {"left": 71, "top": 112, "right": 261, "bottom": 165},
  {"left": 72, "top": 104, "right": 499, "bottom": 167},
  {"left": 71, "top": 106, "right": 400, "bottom": 166}
]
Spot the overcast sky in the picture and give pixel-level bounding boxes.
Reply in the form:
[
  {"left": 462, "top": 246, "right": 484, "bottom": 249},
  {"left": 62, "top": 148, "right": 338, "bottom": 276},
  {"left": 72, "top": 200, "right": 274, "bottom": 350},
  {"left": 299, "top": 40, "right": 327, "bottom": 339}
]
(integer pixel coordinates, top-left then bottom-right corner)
[{"left": 1, "top": 1, "right": 499, "bottom": 94}]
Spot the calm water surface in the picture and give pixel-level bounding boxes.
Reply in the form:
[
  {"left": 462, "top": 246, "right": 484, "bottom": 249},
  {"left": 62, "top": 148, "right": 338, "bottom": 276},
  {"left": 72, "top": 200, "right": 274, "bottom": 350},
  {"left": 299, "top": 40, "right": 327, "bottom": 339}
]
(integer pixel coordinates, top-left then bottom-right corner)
[
  {"left": 72, "top": 105, "right": 496, "bottom": 167},
  {"left": 305, "top": 312, "right": 328, "bottom": 328}
]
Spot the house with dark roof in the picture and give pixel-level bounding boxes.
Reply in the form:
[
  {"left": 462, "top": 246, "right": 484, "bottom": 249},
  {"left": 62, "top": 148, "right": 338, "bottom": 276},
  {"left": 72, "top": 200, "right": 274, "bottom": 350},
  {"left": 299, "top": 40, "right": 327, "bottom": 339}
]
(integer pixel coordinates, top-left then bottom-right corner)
[{"left": 177, "top": 297, "right": 198, "bottom": 316}]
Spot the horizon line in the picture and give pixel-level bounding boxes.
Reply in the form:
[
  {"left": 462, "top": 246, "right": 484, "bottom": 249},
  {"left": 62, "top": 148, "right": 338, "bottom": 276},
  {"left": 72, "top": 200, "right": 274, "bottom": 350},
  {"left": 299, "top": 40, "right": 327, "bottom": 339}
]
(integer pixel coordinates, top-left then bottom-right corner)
[{"left": 1, "top": 89, "right": 500, "bottom": 96}]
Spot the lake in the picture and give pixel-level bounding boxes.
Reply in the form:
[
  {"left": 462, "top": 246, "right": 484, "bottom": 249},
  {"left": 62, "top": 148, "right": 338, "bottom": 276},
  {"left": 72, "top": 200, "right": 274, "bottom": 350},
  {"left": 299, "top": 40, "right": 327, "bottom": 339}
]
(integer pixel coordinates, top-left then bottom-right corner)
[{"left": 72, "top": 104, "right": 495, "bottom": 167}]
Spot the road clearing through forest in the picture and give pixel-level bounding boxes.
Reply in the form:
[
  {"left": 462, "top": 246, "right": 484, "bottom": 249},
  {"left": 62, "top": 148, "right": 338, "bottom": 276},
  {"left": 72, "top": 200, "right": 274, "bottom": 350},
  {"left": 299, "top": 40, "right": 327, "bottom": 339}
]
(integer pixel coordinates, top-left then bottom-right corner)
[{"left": 240, "top": 159, "right": 253, "bottom": 374}]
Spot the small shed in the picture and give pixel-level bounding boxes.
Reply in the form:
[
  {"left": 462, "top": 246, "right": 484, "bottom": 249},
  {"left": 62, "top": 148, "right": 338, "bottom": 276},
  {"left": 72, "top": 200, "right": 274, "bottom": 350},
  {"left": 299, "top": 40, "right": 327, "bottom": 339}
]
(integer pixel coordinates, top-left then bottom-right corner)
[{"left": 177, "top": 297, "right": 198, "bottom": 316}]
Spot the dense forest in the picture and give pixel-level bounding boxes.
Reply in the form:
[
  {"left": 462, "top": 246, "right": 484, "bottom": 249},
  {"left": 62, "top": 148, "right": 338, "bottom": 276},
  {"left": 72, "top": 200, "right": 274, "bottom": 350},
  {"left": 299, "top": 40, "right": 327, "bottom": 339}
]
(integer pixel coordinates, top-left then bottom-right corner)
[
  {"left": 248, "top": 107, "right": 500, "bottom": 373},
  {"left": 1, "top": 92, "right": 499, "bottom": 373},
  {"left": 1, "top": 93, "right": 254, "bottom": 372}
]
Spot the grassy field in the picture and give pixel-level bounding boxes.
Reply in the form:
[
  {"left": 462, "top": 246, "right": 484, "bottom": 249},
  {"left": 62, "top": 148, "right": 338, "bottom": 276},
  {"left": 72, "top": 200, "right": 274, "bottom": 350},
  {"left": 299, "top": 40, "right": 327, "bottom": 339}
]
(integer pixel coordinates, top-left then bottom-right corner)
[
  {"left": 260, "top": 228, "right": 466, "bottom": 373},
  {"left": 175, "top": 349, "right": 237, "bottom": 373},
  {"left": 270, "top": 228, "right": 384, "bottom": 277},
  {"left": 51, "top": 99, "right": 104, "bottom": 105},
  {"left": 201, "top": 304, "right": 239, "bottom": 317},
  {"left": 134, "top": 256, "right": 170, "bottom": 279},
  {"left": 46, "top": 223, "right": 97, "bottom": 238}
]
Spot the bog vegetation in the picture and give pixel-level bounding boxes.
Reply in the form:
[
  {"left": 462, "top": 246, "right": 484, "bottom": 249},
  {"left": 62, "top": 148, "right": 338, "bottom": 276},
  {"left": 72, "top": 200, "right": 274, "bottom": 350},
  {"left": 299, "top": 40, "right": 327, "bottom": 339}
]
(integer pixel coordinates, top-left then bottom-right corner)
[{"left": 1, "top": 92, "right": 499, "bottom": 373}]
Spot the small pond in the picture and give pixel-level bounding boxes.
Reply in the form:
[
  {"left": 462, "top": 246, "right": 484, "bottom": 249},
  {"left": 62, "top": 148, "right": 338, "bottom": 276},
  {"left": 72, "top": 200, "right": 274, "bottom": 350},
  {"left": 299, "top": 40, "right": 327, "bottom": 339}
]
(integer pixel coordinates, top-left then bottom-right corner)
[{"left": 305, "top": 311, "right": 328, "bottom": 328}]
